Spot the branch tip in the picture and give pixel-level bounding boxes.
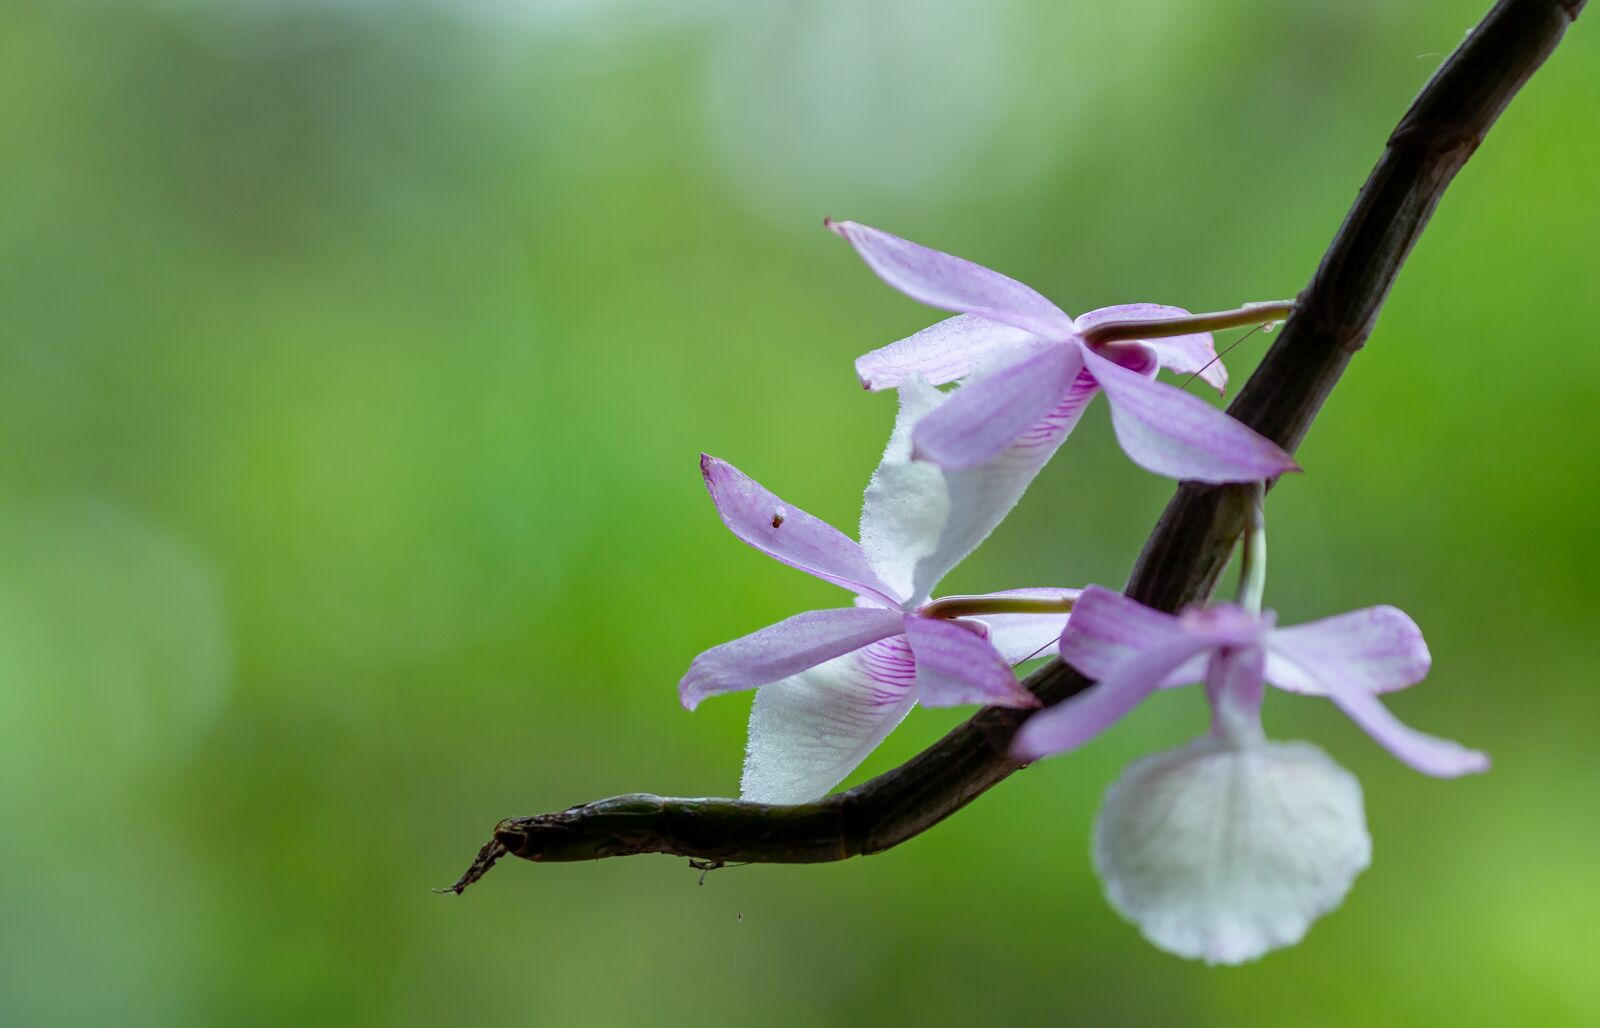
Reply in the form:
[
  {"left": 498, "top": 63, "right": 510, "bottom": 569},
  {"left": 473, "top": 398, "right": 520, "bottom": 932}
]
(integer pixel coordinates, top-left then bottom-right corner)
[{"left": 438, "top": 837, "right": 509, "bottom": 896}]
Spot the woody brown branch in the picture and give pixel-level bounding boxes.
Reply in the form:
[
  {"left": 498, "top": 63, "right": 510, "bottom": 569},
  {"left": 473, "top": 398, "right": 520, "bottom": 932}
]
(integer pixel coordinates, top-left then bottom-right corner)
[{"left": 444, "top": 0, "right": 1585, "bottom": 895}]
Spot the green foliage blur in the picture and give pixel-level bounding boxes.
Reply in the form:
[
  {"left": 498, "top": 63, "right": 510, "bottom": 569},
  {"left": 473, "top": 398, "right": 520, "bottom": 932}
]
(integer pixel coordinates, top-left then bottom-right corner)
[{"left": 2, "top": 0, "right": 1596, "bottom": 1023}]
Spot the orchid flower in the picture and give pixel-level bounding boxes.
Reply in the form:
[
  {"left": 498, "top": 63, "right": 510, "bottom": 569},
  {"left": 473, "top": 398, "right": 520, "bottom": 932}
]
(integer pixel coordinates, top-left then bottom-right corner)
[
  {"left": 1012, "top": 585, "right": 1489, "bottom": 964},
  {"left": 681, "top": 381, "right": 1079, "bottom": 805},
  {"left": 829, "top": 219, "right": 1300, "bottom": 484}
]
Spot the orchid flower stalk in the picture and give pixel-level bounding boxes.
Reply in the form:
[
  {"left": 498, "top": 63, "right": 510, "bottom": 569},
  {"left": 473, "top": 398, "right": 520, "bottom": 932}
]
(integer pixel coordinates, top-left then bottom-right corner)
[
  {"left": 680, "top": 381, "right": 1079, "bottom": 804},
  {"left": 1012, "top": 513, "right": 1488, "bottom": 963},
  {"left": 829, "top": 219, "right": 1300, "bottom": 484}
]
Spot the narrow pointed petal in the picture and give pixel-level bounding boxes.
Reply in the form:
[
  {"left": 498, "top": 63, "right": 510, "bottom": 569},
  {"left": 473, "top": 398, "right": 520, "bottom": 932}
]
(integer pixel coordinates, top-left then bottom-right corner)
[
  {"left": 1082, "top": 348, "right": 1300, "bottom": 483},
  {"left": 826, "top": 219, "right": 1075, "bottom": 339},
  {"left": 1264, "top": 606, "right": 1431, "bottom": 695},
  {"left": 964, "top": 588, "right": 1081, "bottom": 664},
  {"left": 909, "top": 367, "right": 1100, "bottom": 601},
  {"left": 912, "top": 343, "right": 1084, "bottom": 471},
  {"left": 701, "top": 455, "right": 901, "bottom": 606},
  {"left": 1320, "top": 680, "right": 1490, "bottom": 777},
  {"left": 1057, "top": 585, "right": 1188, "bottom": 681},
  {"left": 741, "top": 635, "right": 918, "bottom": 804},
  {"left": 1013, "top": 633, "right": 1214, "bottom": 760},
  {"left": 903, "top": 615, "right": 1038, "bottom": 709},
  {"left": 1094, "top": 736, "right": 1370, "bottom": 965},
  {"left": 678, "top": 607, "right": 908, "bottom": 710},
  {"left": 855, "top": 314, "right": 1039, "bottom": 391},
  {"left": 1075, "top": 304, "right": 1227, "bottom": 394}
]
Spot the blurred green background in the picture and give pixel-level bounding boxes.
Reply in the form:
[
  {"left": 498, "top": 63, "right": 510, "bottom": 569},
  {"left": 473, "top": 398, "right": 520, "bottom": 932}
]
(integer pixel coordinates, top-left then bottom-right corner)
[{"left": 2, "top": 0, "right": 1596, "bottom": 1024}]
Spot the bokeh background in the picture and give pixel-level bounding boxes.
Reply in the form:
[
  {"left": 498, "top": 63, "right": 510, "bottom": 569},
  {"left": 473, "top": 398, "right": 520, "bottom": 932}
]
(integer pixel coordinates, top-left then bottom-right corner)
[{"left": 2, "top": 0, "right": 1596, "bottom": 1023}]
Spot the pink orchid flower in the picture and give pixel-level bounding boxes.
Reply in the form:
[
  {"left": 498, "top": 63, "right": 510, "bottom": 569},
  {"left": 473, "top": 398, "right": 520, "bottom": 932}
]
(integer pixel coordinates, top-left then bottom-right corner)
[
  {"left": 1011, "top": 586, "right": 1488, "bottom": 965},
  {"left": 680, "top": 385, "right": 1078, "bottom": 804},
  {"left": 1013, "top": 586, "right": 1487, "bottom": 776},
  {"left": 829, "top": 220, "right": 1300, "bottom": 483}
]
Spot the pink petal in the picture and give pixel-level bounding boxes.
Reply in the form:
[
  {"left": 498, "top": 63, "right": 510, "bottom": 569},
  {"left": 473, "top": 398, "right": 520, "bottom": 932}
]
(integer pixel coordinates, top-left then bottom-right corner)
[
  {"left": 1320, "top": 680, "right": 1490, "bottom": 778},
  {"left": 1265, "top": 606, "right": 1432, "bottom": 696},
  {"left": 701, "top": 454, "right": 901, "bottom": 607},
  {"left": 1081, "top": 348, "right": 1301, "bottom": 484},
  {"left": 1013, "top": 633, "right": 1215, "bottom": 760},
  {"left": 855, "top": 314, "right": 1040, "bottom": 391},
  {"left": 678, "top": 607, "right": 908, "bottom": 710},
  {"left": 965, "top": 588, "right": 1082, "bottom": 664},
  {"left": 911, "top": 343, "right": 1084, "bottom": 471},
  {"left": 1075, "top": 304, "right": 1228, "bottom": 395},
  {"left": 1204, "top": 644, "right": 1266, "bottom": 746},
  {"left": 903, "top": 615, "right": 1039, "bottom": 709},
  {"left": 1058, "top": 585, "right": 1187, "bottom": 682},
  {"left": 826, "top": 219, "right": 1075, "bottom": 339},
  {"left": 741, "top": 635, "right": 920, "bottom": 803}
]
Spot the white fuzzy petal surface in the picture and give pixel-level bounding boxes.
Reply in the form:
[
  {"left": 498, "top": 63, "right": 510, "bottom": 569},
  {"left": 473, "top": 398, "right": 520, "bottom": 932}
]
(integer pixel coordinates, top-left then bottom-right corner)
[
  {"left": 1093, "top": 736, "right": 1371, "bottom": 965},
  {"left": 740, "top": 636, "right": 917, "bottom": 804},
  {"left": 859, "top": 377, "right": 949, "bottom": 604}
]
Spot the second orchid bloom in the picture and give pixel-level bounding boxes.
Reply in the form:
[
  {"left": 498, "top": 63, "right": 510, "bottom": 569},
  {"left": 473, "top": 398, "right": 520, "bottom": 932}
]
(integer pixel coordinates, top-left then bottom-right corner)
[{"left": 680, "top": 379, "right": 1077, "bottom": 804}]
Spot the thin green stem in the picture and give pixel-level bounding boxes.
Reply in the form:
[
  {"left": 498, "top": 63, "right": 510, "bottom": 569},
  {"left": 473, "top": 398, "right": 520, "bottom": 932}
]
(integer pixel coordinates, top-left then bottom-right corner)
[
  {"left": 1235, "top": 484, "right": 1267, "bottom": 614},
  {"left": 1080, "top": 301, "right": 1295, "bottom": 346},
  {"left": 920, "top": 594, "right": 1076, "bottom": 619}
]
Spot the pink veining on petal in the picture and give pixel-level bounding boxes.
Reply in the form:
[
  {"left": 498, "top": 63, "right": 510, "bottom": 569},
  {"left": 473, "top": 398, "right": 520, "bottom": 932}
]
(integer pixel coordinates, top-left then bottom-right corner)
[
  {"left": 911, "top": 343, "right": 1084, "bottom": 471},
  {"left": 903, "top": 614, "right": 1039, "bottom": 709},
  {"left": 904, "top": 368, "right": 1102, "bottom": 603},
  {"left": 857, "top": 632, "right": 920, "bottom": 704},
  {"left": 1014, "top": 366, "right": 1102, "bottom": 450},
  {"left": 679, "top": 606, "right": 909, "bottom": 710},
  {"left": 740, "top": 634, "right": 921, "bottom": 804}
]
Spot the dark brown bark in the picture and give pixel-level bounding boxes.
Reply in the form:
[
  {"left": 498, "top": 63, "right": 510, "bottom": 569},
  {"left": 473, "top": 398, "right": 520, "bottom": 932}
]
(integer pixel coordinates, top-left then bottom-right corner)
[{"left": 444, "top": 0, "right": 1584, "bottom": 895}]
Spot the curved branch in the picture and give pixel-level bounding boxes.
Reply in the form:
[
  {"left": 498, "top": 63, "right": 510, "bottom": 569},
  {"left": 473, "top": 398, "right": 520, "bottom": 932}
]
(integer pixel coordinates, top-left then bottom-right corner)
[{"left": 444, "top": 0, "right": 1584, "bottom": 894}]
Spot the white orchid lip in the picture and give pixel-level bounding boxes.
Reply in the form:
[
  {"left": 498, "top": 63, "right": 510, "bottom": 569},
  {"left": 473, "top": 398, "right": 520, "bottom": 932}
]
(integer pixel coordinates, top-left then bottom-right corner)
[{"left": 1094, "top": 735, "right": 1371, "bottom": 966}]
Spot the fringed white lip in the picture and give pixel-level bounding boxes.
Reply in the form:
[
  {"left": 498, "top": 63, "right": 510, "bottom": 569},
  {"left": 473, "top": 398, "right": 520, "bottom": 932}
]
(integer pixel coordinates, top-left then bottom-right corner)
[{"left": 1093, "top": 735, "right": 1371, "bottom": 966}]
